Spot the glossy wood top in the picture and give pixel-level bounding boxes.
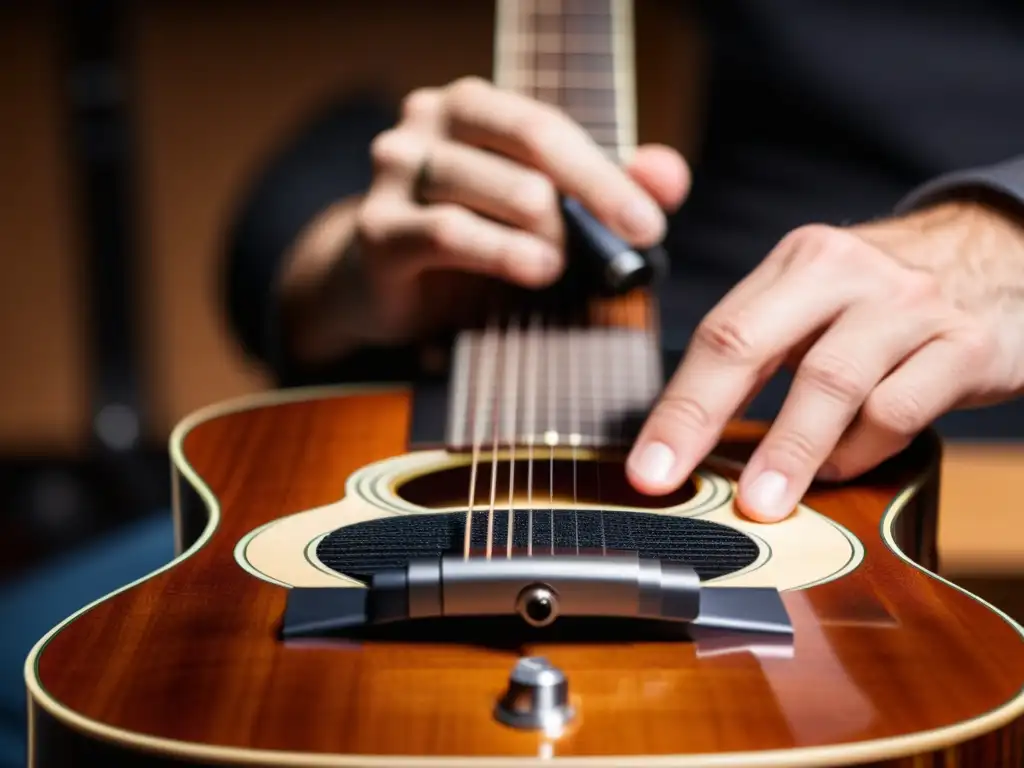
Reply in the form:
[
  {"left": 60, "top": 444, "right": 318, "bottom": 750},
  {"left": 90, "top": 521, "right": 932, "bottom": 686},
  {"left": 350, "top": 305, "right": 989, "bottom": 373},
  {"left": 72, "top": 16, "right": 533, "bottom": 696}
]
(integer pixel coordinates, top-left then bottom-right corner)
[{"left": 27, "top": 387, "right": 1024, "bottom": 765}]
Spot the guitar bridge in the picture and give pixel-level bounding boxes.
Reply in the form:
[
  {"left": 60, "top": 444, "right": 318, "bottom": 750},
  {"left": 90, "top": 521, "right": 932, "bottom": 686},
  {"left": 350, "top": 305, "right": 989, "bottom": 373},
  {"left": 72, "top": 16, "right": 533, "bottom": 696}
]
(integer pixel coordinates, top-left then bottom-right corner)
[{"left": 280, "top": 552, "right": 793, "bottom": 639}]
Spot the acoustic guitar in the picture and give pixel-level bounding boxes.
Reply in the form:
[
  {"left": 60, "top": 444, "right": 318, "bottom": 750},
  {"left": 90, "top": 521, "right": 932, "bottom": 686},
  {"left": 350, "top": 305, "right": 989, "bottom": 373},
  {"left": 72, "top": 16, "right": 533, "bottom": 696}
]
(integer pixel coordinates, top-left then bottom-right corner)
[{"left": 25, "top": 1, "right": 1024, "bottom": 766}]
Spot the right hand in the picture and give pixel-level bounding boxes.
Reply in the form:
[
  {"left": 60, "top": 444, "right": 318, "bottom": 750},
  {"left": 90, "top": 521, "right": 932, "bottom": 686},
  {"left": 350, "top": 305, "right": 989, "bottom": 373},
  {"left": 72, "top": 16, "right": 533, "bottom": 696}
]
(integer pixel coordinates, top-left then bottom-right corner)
[{"left": 302, "top": 77, "right": 690, "bottom": 357}]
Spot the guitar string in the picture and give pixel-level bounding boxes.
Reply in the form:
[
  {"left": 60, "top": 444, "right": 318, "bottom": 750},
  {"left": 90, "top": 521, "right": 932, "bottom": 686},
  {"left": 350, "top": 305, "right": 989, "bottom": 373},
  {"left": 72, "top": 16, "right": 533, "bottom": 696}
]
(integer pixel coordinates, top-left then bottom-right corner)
[
  {"left": 461, "top": 334, "right": 477, "bottom": 560},
  {"left": 517, "top": 0, "right": 537, "bottom": 559},
  {"left": 523, "top": 0, "right": 557, "bottom": 557},
  {"left": 589, "top": 316, "right": 607, "bottom": 555},
  {"left": 545, "top": 311, "right": 556, "bottom": 555},
  {"left": 609, "top": 302, "right": 627, "bottom": 552},
  {"left": 464, "top": 316, "right": 500, "bottom": 559},
  {"left": 525, "top": 311, "right": 541, "bottom": 555},
  {"left": 568, "top": 322, "right": 581, "bottom": 556},
  {"left": 485, "top": 314, "right": 505, "bottom": 560},
  {"left": 503, "top": 312, "right": 522, "bottom": 558},
  {"left": 500, "top": 0, "right": 630, "bottom": 559},
  {"left": 555, "top": 0, "right": 583, "bottom": 558}
]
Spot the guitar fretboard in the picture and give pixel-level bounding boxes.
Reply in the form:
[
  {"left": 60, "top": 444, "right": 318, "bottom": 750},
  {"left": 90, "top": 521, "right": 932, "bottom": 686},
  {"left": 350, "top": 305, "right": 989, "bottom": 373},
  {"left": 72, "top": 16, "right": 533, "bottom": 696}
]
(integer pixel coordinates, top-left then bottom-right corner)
[
  {"left": 494, "top": 0, "right": 634, "bottom": 159},
  {"left": 446, "top": 0, "right": 656, "bottom": 454},
  {"left": 446, "top": 321, "right": 661, "bottom": 452}
]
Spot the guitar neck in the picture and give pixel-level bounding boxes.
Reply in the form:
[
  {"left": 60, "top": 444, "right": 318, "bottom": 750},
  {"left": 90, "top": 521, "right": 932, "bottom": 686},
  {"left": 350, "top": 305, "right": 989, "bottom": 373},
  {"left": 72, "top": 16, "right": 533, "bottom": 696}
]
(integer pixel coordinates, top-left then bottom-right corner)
[
  {"left": 492, "top": 0, "right": 653, "bottom": 322},
  {"left": 493, "top": 0, "right": 637, "bottom": 161},
  {"left": 444, "top": 0, "right": 660, "bottom": 454}
]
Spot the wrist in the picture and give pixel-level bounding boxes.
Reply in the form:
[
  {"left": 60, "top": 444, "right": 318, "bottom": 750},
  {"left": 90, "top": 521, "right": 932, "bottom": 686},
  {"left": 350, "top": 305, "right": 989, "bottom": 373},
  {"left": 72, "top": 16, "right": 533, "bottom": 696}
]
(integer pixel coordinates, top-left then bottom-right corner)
[
  {"left": 278, "top": 196, "right": 366, "bottom": 364},
  {"left": 850, "top": 197, "right": 1024, "bottom": 268}
]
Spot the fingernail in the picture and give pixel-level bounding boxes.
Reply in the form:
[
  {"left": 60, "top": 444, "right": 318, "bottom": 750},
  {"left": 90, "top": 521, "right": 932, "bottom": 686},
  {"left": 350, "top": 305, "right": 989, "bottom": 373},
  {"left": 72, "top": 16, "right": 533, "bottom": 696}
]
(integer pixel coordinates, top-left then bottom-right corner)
[
  {"left": 629, "top": 441, "right": 676, "bottom": 485},
  {"left": 745, "top": 470, "right": 789, "bottom": 521},
  {"left": 620, "top": 198, "right": 663, "bottom": 240}
]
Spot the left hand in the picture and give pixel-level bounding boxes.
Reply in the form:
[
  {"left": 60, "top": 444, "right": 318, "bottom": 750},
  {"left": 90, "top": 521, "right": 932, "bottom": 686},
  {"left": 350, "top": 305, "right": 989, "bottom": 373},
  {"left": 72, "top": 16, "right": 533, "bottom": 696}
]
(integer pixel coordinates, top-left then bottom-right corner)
[{"left": 626, "top": 199, "right": 1024, "bottom": 522}]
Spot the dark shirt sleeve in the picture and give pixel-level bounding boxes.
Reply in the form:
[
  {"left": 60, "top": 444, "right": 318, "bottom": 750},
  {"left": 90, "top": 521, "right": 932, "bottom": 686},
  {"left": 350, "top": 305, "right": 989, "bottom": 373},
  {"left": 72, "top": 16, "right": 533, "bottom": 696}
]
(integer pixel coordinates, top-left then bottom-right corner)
[
  {"left": 222, "top": 91, "right": 413, "bottom": 387},
  {"left": 895, "top": 154, "right": 1024, "bottom": 215}
]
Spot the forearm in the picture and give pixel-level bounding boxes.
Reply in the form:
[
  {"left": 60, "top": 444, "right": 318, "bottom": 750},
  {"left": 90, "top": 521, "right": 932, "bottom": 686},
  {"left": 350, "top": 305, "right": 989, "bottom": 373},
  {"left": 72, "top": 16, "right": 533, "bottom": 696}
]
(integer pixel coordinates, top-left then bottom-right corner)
[
  {"left": 278, "top": 195, "right": 365, "bottom": 365},
  {"left": 222, "top": 93, "right": 399, "bottom": 385}
]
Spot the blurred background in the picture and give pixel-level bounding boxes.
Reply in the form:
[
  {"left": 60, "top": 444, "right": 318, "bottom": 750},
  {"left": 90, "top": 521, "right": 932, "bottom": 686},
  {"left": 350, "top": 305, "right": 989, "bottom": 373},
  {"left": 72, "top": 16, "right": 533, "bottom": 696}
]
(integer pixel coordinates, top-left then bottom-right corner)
[{"left": 0, "top": 0, "right": 1022, "bottom": 722}]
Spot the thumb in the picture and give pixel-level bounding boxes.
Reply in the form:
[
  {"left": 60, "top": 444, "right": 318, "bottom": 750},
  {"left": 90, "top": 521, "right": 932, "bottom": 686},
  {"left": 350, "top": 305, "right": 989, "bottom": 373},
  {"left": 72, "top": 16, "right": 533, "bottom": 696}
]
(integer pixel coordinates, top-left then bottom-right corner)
[{"left": 626, "top": 144, "right": 691, "bottom": 213}]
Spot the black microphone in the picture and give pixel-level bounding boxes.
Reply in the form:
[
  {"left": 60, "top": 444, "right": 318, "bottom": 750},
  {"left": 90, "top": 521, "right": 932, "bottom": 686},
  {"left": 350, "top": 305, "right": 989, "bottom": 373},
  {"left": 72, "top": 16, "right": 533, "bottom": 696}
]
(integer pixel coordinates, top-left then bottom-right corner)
[{"left": 561, "top": 196, "right": 669, "bottom": 297}]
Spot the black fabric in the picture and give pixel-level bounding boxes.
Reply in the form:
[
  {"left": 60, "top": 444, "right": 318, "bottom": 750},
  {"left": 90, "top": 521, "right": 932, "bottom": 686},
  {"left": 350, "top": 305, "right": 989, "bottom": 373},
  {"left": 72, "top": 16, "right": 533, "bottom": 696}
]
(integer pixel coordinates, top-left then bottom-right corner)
[
  {"left": 896, "top": 154, "right": 1024, "bottom": 214},
  {"left": 315, "top": 509, "right": 761, "bottom": 583},
  {"left": 223, "top": 1, "right": 1024, "bottom": 437}
]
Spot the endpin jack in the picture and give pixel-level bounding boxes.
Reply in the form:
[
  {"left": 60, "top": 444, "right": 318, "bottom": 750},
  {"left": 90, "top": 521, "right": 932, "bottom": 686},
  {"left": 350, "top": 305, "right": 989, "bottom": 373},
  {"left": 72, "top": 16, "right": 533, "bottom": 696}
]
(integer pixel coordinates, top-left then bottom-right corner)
[{"left": 494, "top": 656, "right": 575, "bottom": 734}]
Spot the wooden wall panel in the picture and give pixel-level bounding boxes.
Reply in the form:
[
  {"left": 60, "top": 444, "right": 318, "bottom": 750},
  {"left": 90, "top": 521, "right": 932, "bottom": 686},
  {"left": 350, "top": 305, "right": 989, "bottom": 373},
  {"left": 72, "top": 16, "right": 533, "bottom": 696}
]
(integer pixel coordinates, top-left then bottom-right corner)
[{"left": 0, "top": 5, "right": 88, "bottom": 453}]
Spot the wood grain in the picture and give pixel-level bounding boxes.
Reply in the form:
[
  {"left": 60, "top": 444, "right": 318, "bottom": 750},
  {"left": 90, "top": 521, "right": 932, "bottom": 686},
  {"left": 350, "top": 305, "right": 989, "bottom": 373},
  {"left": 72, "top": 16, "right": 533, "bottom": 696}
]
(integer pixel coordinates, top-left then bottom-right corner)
[{"left": 27, "top": 388, "right": 1024, "bottom": 766}]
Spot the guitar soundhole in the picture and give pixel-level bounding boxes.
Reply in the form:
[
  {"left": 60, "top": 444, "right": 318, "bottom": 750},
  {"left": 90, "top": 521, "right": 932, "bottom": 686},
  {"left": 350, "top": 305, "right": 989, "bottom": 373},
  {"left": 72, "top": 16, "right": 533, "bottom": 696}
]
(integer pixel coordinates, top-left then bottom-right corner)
[
  {"left": 315, "top": 510, "right": 760, "bottom": 583},
  {"left": 396, "top": 458, "right": 700, "bottom": 509}
]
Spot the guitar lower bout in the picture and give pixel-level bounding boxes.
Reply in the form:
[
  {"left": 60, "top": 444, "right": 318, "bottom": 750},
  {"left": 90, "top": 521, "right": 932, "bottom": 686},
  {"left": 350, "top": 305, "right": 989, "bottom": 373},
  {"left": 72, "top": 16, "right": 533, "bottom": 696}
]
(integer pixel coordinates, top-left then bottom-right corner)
[{"left": 24, "top": 384, "right": 1024, "bottom": 767}]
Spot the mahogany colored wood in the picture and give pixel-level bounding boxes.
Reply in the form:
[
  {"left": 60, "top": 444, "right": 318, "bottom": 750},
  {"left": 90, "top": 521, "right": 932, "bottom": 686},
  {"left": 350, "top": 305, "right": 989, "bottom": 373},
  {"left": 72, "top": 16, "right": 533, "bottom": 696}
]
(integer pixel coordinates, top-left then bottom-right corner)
[{"left": 26, "top": 388, "right": 1024, "bottom": 766}]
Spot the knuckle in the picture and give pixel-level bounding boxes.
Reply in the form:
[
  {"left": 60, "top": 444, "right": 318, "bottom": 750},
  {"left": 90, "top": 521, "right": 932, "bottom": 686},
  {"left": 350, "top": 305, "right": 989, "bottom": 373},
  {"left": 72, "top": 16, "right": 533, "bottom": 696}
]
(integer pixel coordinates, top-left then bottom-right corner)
[
  {"left": 400, "top": 88, "right": 439, "bottom": 122},
  {"left": 369, "top": 129, "right": 416, "bottom": 171},
  {"left": 354, "top": 198, "right": 395, "bottom": 247},
  {"left": 510, "top": 173, "right": 557, "bottom": 227},
  {"left": 693, "top": 314, "right": 756, "bottom": 362},
  {"left": 651, "top": 394, "right": 714, "bottom": 434},
  {"left": 783, "top": 222, "right": 840, "bottom": 252},
  {"left": 777, "top": 224, "right": 859, "bottom": 273},
  {"left": 890, "top": 268, "right": 943, "bottom": 305},
  {"left": 863, "top": 389, "right": 926, "bottom": 437},
  {"left": 797, "top": 353, "right": 868, "bottom": 404},
  {"left": 445, "top": 76, "right": 492, "bottom": 112},
  {"left": 509, "top": 106, "right": 564, "bottom": 161},
  {"left": 765, "top": 429, "right": 820, "bottom": 469},
  {"left": 955, "top": 325, "right": 998, "bottom": 369},
  {"left": 424, "top": 205, "right": 468, "bottom": 250}
]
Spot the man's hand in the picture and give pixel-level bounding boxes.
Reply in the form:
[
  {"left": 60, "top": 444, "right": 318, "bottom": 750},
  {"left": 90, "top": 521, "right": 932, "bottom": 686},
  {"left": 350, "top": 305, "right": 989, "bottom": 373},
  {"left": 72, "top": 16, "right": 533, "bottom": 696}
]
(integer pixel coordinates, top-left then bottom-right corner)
[
  {"left": 282, "top": 77, "right": 690, "bottom": 364},
  {"left": 627, "top": 199, "right": 1024, "bottom": 522}
]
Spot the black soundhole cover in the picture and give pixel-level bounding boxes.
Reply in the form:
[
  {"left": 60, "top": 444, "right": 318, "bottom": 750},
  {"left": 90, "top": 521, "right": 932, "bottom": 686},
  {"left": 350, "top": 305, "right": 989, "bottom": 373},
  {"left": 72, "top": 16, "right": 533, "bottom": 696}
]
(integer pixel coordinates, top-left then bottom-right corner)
[{"left": 315, "top": 510, "right": 760, "bottom": 583}]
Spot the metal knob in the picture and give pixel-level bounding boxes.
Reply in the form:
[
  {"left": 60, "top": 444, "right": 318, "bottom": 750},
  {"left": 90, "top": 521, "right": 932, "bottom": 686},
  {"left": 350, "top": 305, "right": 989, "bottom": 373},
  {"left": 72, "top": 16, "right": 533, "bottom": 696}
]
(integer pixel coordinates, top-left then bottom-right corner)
[{"left": 494, "top": 656, "right": 574, "bottom": 733}]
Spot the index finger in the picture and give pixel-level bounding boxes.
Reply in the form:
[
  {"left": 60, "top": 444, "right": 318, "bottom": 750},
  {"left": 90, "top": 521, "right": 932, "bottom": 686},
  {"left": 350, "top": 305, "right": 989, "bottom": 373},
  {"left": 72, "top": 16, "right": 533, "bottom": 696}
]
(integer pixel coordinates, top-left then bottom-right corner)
[
  {"left": 440, "top": 77, "right": 666, "bottom": 246},
  {"left": 626, "top": 261, "right": 854, "bottom": 495},
  {"left": 625, "top": 332, "right": 763, "bottom": 496}
]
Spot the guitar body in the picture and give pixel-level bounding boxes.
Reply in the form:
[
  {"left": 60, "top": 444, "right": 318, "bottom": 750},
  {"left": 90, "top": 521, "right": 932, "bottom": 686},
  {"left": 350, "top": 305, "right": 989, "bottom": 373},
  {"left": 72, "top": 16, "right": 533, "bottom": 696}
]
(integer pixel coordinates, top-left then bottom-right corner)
[
  {"left": 25, "top": 384, "right": 1024, "bottom": 767},
  {"left": 27, "top": 4, "right": 1024, "bottom": 764}
]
